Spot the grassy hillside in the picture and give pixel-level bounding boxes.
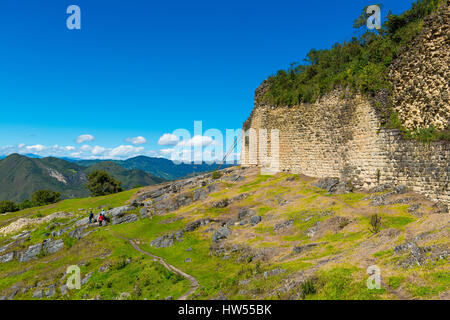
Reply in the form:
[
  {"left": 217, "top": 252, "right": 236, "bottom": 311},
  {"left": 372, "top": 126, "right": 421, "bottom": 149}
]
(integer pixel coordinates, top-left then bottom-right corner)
[{"left": 0, "top": 167, "right": 447, "bottom": 300}]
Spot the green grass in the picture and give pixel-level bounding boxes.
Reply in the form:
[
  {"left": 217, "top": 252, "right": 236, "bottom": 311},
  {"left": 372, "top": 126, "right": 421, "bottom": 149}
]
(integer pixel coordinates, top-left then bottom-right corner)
[
  {"left": 388, "top": 276, "right": 405, "bottom": 289},
  {"left": 307, "top": 266, "right": 386, "bottom": 300}
]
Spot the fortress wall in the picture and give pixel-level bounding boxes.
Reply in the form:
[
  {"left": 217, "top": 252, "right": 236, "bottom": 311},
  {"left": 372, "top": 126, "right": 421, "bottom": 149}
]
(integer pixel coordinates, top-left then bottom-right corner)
[
  {"left": 241, "top": 90, "right": 449, "bottom": 204},
  {"left": 241, "top": 4, "right": 449, "bottom": 204}
]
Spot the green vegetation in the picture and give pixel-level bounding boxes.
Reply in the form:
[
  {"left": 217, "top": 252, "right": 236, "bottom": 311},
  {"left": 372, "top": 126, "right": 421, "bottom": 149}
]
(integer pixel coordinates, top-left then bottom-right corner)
[
  {"left": 31, "top": 190, "right": 61, "bottom": 206},
  {"left": 0, "top": 200, "right": 19, "bottom": 214},
  {"left": 261, "top": 0, "right": 447, "bottom": 140},
  {"left": 369, "top": 214, "right": 382, "bottom": 234},
  {"left": 86, "top": 170, "right": 123, "bottom": 197},
  {"left": 211, "top": 171, "right": 222, "bottom": 180}
]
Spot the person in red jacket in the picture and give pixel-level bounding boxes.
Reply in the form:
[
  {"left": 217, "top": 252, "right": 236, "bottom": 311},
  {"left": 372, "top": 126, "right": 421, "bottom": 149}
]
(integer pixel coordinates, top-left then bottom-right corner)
[{"left": 98, "top": 213, "right": 104, "bottom": 226}]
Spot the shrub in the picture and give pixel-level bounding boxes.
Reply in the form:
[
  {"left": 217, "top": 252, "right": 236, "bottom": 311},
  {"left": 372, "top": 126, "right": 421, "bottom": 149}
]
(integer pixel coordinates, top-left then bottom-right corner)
[
  {"left": 86, "top": 170, "right": 123, "bottom": 197},
  {"left": 31, "top": 190, "right": 61, "bottom": 206},
  {"left": 211, "top": 171, "right": 222, "bottom": 180},
  {"left": 369, "top": 214, "right": 382, "bottom": 234},
  {"left": 0, "top": 200, "right": 19, "bottom": 214},
  {"left": 300, "top": 278, "right": 317, "bottom": 299},
  {"left": 19, "top": 199, "right": 35, "bottom": 210}
]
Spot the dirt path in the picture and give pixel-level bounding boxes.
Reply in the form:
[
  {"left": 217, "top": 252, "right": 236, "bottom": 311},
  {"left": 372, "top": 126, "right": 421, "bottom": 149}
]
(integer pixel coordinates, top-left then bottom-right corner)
[{"left": 113, "top": 233, "right": 199, "bottom": 300}]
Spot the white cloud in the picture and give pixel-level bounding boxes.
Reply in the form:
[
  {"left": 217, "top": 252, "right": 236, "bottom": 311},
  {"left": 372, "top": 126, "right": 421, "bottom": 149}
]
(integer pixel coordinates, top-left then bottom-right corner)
[
  {"left": 25, "top": 144, "right": 46, "bottom": 152},
  {"left": 76, "top": 134, "right": 95, "bottom": 144},
  {"left": 160, "top": 148, "right": 175, "bottom": 155},
  {"left": 91, "top": 146, "right": 107, "bottom": 155},
  {"left": 177, "top": 135, "right": 217, "bottom": 147},
  {"left": 125, "top": 136, "right": 147, "bottom": 145},
  {"left": 109, "top": 145, "right": 144, "bottom": 157},
  {"left": 80, "top": 145, "right": 92, "bottom": 151},
  {"left": 18, "top": 143, "right": 25, "bottom": 148},
  {"left": 158, "top": 133, "right": 179, "bottom": 146},
  {"left": 65, "top": 146, "right": 75, "bottom": 151}
]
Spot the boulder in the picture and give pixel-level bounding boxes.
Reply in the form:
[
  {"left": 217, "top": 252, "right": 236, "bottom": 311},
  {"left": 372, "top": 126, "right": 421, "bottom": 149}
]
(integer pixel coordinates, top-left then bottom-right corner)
[
  {"left": 32, "top": 289, "right": 43, "bottom": 299},
  {"left": 313, "top": 177, "right": 340, "bottom": 193},
  {"left": 108, "top": 205, "right": 134, "bottom": 218},
  {"left": 212, "top": 227, "right": 231, "bottom": 243},
  {"left": 250, "top": 216, "right": 262, "bottom": 226},
  {"left": 20, "top": 243, "right": 42, "bottom": 262},
  {"left": 68, "top": 226, "right": 87, "bottom": 240},
  {"left": 0, "top": 252, "right": 14, "bottom": 263},
  {"left": 193, "top": 188, "right": 208, "bottom": 201},
  {"left": 293, "top": 243, "right": 319, "bottom": 254},
  {"left": 43, "top": 239, "right": 64, "bottom": 254},
  {"left": 238, "top": 208, "right": 254, "bottom": 220},
  {"left": 151, "top": 234, "right": 174, "bottom": 248},
  {"left": 112, "top": 214, "right": 139, "bottom": 225},
  {"left": 45, "top": 285, "right": 55, "bottom": 298},
  {"left": 184, "top": 218, "right": 212, "bottom": 232},
  {"left": 212, "top": 199, "right": 229, "bottom": 208}
]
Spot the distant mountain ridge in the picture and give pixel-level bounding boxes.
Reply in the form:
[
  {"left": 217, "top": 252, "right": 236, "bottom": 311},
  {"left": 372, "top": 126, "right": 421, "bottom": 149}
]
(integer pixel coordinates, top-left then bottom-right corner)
[
  {"left": 0, "top": 154, "right": 164, "bottom": 202},
  {"left": 0, "top": 154, "right": 235, "bottom": 202},
  {"left": 73, "top": 155, "right": 234, "bottom": 180}
]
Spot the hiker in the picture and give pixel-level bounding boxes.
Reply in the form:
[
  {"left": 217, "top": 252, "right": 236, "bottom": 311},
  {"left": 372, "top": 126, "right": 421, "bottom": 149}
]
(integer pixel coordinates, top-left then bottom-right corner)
[
  {"left": 98, "top": 213, "right": 104, "bottom": 226},
  {"left": 89, "top": 211, "right": 94, "bottom": 224}
]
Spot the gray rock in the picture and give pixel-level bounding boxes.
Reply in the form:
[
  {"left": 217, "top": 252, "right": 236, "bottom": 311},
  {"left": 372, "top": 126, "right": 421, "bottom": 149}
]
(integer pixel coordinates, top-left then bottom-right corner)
[
  {"left": 139, "top": 207, "right": 148, "bottom": 218},
  {"left": 212, "top": 227, "right": 231, "bottom": 242},
  {"left": 151, "top": 234, "right": 175, "bottom": 248},
  {"left": 238, "top": 208, "right": 255, "bottom": 220},
  {"left": 45, "top": 285, "right": 55, "bottom": 298},
  {"left": 60, "top": 285, "right": 68, "bottom": 296},
  {"left": 394, "top": 185, "right": 408, "bottom": 194},
  {"left": 213, "top": 198, "right": 229, "bottom": 208},
  {"left": 0, "top": 252, "right": 14, "bottom": 263},
  {"left": 263, "top": 268, "right": 286, "bottom": 278},
  {"left": 274, "top": 220, "right": 294, "bottom": 231},
  {"left": 293, "top": 243, "right": 319, "bottom": 254},
  {"left": 313, "top": 177, "right": 340, "bottom": 193},
  {"left": 108, "top": 205, "right": 134, "bottom": 218},
  {"left": 81, "top": 272, "right": 92, "bottom": 286},
  {"left": 184, "top": 218, "right": 212, "bottom": 232},
  {"left": 250, "top": 216, "right": 262, "bottom": 226},
  {"left": 11, "top": 230, "right": 31, "bottom": 240},
  {"left": 68, "top": 226, "right": 87, "bottom": 240},
  {"left": 43, "top": 239, "right": 64, "bottom": 254},
  {"left": 20, "top": 243, "right": 42, "bottom": 262},
  {"left": 0, "top": 242, "right": 12, "bottom": 254},
  {"left": 184, "top": 258, "right": 191, "bottom": 263},
  {"left": 32, "top": 289, "right": 43, "bottom": 299},
  {"left": 193, "top": 188, "right": 208, "bottom": 201},
  {"left": 112, "top": 214, "right": 139, "bottom": 225}
]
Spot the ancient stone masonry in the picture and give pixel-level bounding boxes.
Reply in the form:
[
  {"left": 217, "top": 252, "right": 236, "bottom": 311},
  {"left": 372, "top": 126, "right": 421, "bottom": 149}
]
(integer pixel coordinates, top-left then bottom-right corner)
[
  {"left": 389, "top": 3, "right": 449, "bottom": 130},
  {"left": 241, "top": 4, "right": 449, "bottom": 204}
]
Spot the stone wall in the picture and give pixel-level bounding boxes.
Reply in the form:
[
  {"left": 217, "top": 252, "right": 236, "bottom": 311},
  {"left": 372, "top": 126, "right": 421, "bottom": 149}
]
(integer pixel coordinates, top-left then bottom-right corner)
[
  {"left": 241, "top": 5, "right": 450, "bottom": 204},
  {"left": 241, "top": 89, "right": 449, "bottom": 204},
  {"left": 389, "top": 3, "right": 449, "bottom": 130}
]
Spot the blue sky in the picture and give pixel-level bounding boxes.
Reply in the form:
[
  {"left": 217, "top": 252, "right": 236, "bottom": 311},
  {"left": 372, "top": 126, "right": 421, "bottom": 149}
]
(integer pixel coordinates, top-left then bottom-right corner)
[{"left": 0, "top": 0, "right": 415, "bottom": 160}]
